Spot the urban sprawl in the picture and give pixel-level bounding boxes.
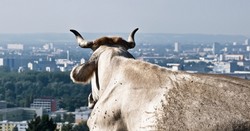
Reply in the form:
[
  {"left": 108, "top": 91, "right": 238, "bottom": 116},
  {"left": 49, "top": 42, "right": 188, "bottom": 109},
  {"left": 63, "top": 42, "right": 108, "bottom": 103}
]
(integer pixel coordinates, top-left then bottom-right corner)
[{"left": 0, "top": 34, "right": 250, "bottom": 130}]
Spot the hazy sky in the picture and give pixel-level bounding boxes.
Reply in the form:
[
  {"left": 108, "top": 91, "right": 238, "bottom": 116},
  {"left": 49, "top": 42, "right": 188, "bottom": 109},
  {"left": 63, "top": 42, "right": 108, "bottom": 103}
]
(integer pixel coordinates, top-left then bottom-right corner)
[{"left": 0, "top": 0, "right": 250, "bottom": 36}]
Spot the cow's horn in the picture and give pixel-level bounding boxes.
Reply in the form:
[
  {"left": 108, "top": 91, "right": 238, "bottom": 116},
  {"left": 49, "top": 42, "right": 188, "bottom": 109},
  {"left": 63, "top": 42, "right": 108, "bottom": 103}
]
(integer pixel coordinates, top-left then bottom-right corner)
[
  {"left": 127, "top": 28, "right": 139, "bottom": 49},
  {"left": 70, "top": 29, "right": 93, "bottom": 48}
]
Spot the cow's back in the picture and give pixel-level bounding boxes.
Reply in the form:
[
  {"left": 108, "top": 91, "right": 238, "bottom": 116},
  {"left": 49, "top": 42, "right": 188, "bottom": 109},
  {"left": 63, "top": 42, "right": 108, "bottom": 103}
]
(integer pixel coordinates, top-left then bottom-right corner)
[
  {"left": 88, "top": 56, "right": 250, "bottom": 131},
  {"left": 155, "top": 73, "right": 250, "bottom": 130},
  {"left": 118, "top": 58, "right": 250, "bottom": 130}
]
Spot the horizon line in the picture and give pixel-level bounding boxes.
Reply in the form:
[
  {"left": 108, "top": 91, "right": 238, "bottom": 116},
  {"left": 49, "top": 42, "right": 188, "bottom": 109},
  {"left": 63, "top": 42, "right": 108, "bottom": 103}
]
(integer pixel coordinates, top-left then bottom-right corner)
[{"left": 0, "top": 32, "right": 249, "bottom": 37}]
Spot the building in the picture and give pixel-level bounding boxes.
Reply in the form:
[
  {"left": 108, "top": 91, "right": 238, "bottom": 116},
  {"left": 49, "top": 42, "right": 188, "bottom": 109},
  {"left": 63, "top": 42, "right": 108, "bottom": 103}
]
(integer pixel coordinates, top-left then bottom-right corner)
[
  {"left": 203, "top": 47, "right": 213, "bottom": 53},
  {"left": 28, "top": 60, "right": 58, "bottom": 72},
  {"left": 212, "top": 42, "right": 221, "bottom": 55},
  {"left": 246, "top": 46, "right": 250, "bottom": 52},
  {"left": 0, "top": 120, "right": 27, "bottom": 131},
  {"left": 0, "top": 59, "right": 3, "bottom": 66},
  {"left": 30, "top": 98, "right": 58, "bottom": 112},
  {"left": 0, "top": 101, "right": 6, "bottom": 109},
  {"left": 212, "top": 61, "right": 238, "bottom": 73},
  {"left": 0, "top": 57, "right": 30, "bottom": 71},
  {"left": 166, "top": 63, "right": 180, "bottom": 71},
  {"left": 3, "top": 58, "right": 15, "bottom": 70},
  {"left": 7, "top": 44, "right": 24, "bottom": 50},
  {"left": 174, "top": 42, "right": 180, "bottom": 52},
  {"left": 75, "top": 107, "right": 91, "bottom": 124},
  {"left": 43, "top": 43, "right": 54, "bottom": 50},
  {"left": 213, "top": 62, "right": 231, "bottom": 73},
  {"left": 55, "top": 59, "right": 74, "bottom": 72},
  {"left": 224, "top": 54, "right": 244, "bottom": 61},
  {"left": 50, "top": 108, "right": 67, "bottom": 121},
  {"left": 0, "top": 107, "right": 44, "bottom": 121},
  {"left": 245, "top": 39, "right": 249, "bottom": 45},
  {"left": 56, "top": 122, "right": 77, "bottom": 131}
]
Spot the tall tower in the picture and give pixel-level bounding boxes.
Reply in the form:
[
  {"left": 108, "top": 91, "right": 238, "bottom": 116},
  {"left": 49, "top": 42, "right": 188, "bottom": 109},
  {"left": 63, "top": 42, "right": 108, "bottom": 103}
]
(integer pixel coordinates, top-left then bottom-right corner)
[
  {"left": 245, "top": 39, "right": 249, "bottom": 45},
  {"left": 213, "top": 42, "right": 220, "bottom": 55},
  {"left": 174, "top": 42, "right": 180, "bottom": 52},
  {"left": 67, "top": 50, "right": 69, "bottom": 60}
]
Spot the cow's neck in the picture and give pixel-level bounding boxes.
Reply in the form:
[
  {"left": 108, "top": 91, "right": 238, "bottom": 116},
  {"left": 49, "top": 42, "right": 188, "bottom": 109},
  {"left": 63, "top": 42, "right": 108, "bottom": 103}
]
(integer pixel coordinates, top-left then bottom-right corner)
[{"left": 96, "top": 57, "right": 113, "bottom": 96}]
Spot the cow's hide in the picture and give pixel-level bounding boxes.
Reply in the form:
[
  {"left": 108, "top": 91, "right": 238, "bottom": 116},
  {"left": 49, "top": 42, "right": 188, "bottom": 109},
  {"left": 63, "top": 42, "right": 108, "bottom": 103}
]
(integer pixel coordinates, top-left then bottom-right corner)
[{"left": 70, "top": 29, "right": 250, "bottom": 131}]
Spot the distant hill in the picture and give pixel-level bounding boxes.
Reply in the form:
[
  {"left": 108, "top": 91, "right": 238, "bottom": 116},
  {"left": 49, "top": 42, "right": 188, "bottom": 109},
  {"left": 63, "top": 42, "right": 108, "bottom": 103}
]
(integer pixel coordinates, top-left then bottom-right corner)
[
  {"left": 136, "top": 33, "right": 248, "bottom": 45},
  {"left": 0, "top": 33, "right": 248, "bottom": 45},
  {"left": 0, "top": 33, "right": 73, "bottom": 45}
]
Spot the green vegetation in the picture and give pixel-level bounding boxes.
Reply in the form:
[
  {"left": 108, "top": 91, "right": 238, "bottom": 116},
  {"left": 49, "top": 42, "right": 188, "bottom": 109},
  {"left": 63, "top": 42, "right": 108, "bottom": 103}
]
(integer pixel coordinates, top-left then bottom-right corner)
[
  {"left": 27, "top": 115, "right": 57, "bottom": 131},
  {"left": 0, "top": 67, "right": 91, "bottom": 111},
  {"left": 61, "top": 121, "right": 89, "bottom": 131},
  {"left": 26, "top": 114, "right": 89, "bottom": 131}
]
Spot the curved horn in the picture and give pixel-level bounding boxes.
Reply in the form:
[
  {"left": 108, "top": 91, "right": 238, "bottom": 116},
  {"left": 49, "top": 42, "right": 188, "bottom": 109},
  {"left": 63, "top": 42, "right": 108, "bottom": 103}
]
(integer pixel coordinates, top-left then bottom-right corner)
[
  {"left": 127, "top": 28, "right": 139, "bottom": 49},
  {"left": 70, "top": 29, "right": 93, "bottom": 48}
]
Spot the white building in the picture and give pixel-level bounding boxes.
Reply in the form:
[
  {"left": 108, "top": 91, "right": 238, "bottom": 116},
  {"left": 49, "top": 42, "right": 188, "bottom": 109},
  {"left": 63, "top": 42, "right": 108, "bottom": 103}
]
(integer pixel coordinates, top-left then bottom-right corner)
[
  {"left": 56, "top": 122, "right": 77, "bottom": 131},
  {"left": 166, "top": 63, "right": 180, "bottom": 71},
  {"left": 7, "top": 44, "right": 24, "bottom": 50},
  {"left": 50, "top": 108, "right": 68, "bottom": 121},
  {"left": 213, "top": 62, "right": 231, "bottom": 73},
  {"left": 30, "top": 98, "right": 58, "bottom": 112},
  {"left": 184, "top": 57, "right": 214, "bottom": 63},
  {"left": 245, "top": 39, "right": 249, "bottom": 45},
  {"left": 212, "top": 61, "right": 238, "bottom": 73},
  {"left": 246, "top": 46, "right": 250, "bottom": 51},
  {"left": 224, "top": 54, "right": 244, "bottom": 61},
  {"left": 174, "top": 42, "right": 180, "bottom": 52},
  {"left": 203, "top": 47, "right": 213, "bottom": 52},
  {"left": 0, "top": 58, "right": 3, "bottom": 66},
  {"left": 75, "top": 107, "right": 91, "bottom": 124},
  {"left": 55, "top": 59, "right": 74, "bottom": 65},
  {"left": 80, "top": 58, "right": 86, "bottom": 64},
  {"left": 27, "top": 62, "right": 33, "bottom": 70},
  {"left": 43, "top": 43, "right": 54, "bottom": 50},
  {"left": 0, "top": 120, "right": 28, "bottom": 131}
]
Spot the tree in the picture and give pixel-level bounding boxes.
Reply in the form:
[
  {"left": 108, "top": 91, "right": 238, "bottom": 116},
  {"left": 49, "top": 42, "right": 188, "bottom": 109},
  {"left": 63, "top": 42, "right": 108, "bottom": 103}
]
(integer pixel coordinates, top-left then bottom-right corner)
[
  {"left": 72, "top": 121, "right": 89, "bottom": 131},
  {"left": 53, "top": 115, "right": 62, "bottom": 123},
  {"left": 27, "top": 115, "right": 57, "bottom": 131},
  {"left": 64, "top": 113, "right": 75, "bottom": 123},
  {"left": 0, "top": 70, "right": 91, "bottom": 111},
  {"left": 0, "top": 66, "right": 10, "bottom": 72},
  {"left": 61, "top": 123, "right": 73, "bottom": 131},
  {"left": 4, "top": 81, "right": 15, "bottom": 91},
  {"left": 13, "top": 126, "right": 18, "bottom": 131},
  {"left": 36, "top": 73, "right": 49, "bottom": 86}
]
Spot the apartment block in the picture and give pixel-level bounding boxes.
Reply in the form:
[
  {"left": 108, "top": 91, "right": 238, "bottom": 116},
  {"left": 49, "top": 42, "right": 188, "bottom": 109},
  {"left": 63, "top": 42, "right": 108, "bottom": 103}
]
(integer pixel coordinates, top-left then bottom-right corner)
[
  {"left": 0, "top": 101, "right": 7, "bottom": 109},
  {"left": 0, "top": 108, "right": 44, "bottom": 121},
  {"left": 0, "top": 121, "right": 27, "bottom": 131},
  {"left": 30, "top": 98, "right": 58, "bottom": 112},
  {"left": 75, "top": 107, "right": 91, "bottom": 124}
]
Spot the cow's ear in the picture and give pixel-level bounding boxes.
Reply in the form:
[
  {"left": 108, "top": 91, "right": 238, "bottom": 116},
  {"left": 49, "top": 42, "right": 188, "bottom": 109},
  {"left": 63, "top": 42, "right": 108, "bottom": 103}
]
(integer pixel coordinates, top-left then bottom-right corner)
[
  {"left": 88, "top": 93, "right": 96, "bottom": 109},
  {"left": 70, "top": 61, "right": 96, "bottom": 84}
]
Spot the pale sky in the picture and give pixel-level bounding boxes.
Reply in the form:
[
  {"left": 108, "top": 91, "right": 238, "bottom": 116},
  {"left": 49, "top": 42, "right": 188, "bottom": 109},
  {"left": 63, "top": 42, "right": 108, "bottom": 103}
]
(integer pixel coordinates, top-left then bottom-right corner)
[{"left": 0, "top": 0, "right": 250, "bottom": 36}]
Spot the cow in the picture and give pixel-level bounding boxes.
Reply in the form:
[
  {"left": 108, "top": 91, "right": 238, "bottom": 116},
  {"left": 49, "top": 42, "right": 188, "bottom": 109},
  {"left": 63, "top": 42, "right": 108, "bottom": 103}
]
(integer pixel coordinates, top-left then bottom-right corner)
[{"left": 70, "top": 28, "right": 250, "bottom": 131}]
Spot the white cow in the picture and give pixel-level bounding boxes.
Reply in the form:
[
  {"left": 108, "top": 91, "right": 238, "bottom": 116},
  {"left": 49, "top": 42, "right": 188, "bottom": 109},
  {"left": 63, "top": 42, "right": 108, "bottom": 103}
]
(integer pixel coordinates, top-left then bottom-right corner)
[{"left": 70, "top": 28, "right": 250, "bottom": 131}]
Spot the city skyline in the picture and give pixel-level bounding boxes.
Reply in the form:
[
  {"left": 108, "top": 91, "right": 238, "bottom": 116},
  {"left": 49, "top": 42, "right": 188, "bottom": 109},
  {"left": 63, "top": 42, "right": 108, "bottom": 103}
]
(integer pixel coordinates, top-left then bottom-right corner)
[{"left": 0, "top": 0, "right": 250, "bottom": 37}]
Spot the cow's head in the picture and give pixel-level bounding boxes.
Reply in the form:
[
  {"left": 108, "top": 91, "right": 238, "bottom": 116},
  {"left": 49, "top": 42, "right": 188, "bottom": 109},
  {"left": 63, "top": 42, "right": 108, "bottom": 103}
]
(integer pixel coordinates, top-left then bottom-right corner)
[{"left": 70, "top": 28, "right": 138, "bottom": 108}]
